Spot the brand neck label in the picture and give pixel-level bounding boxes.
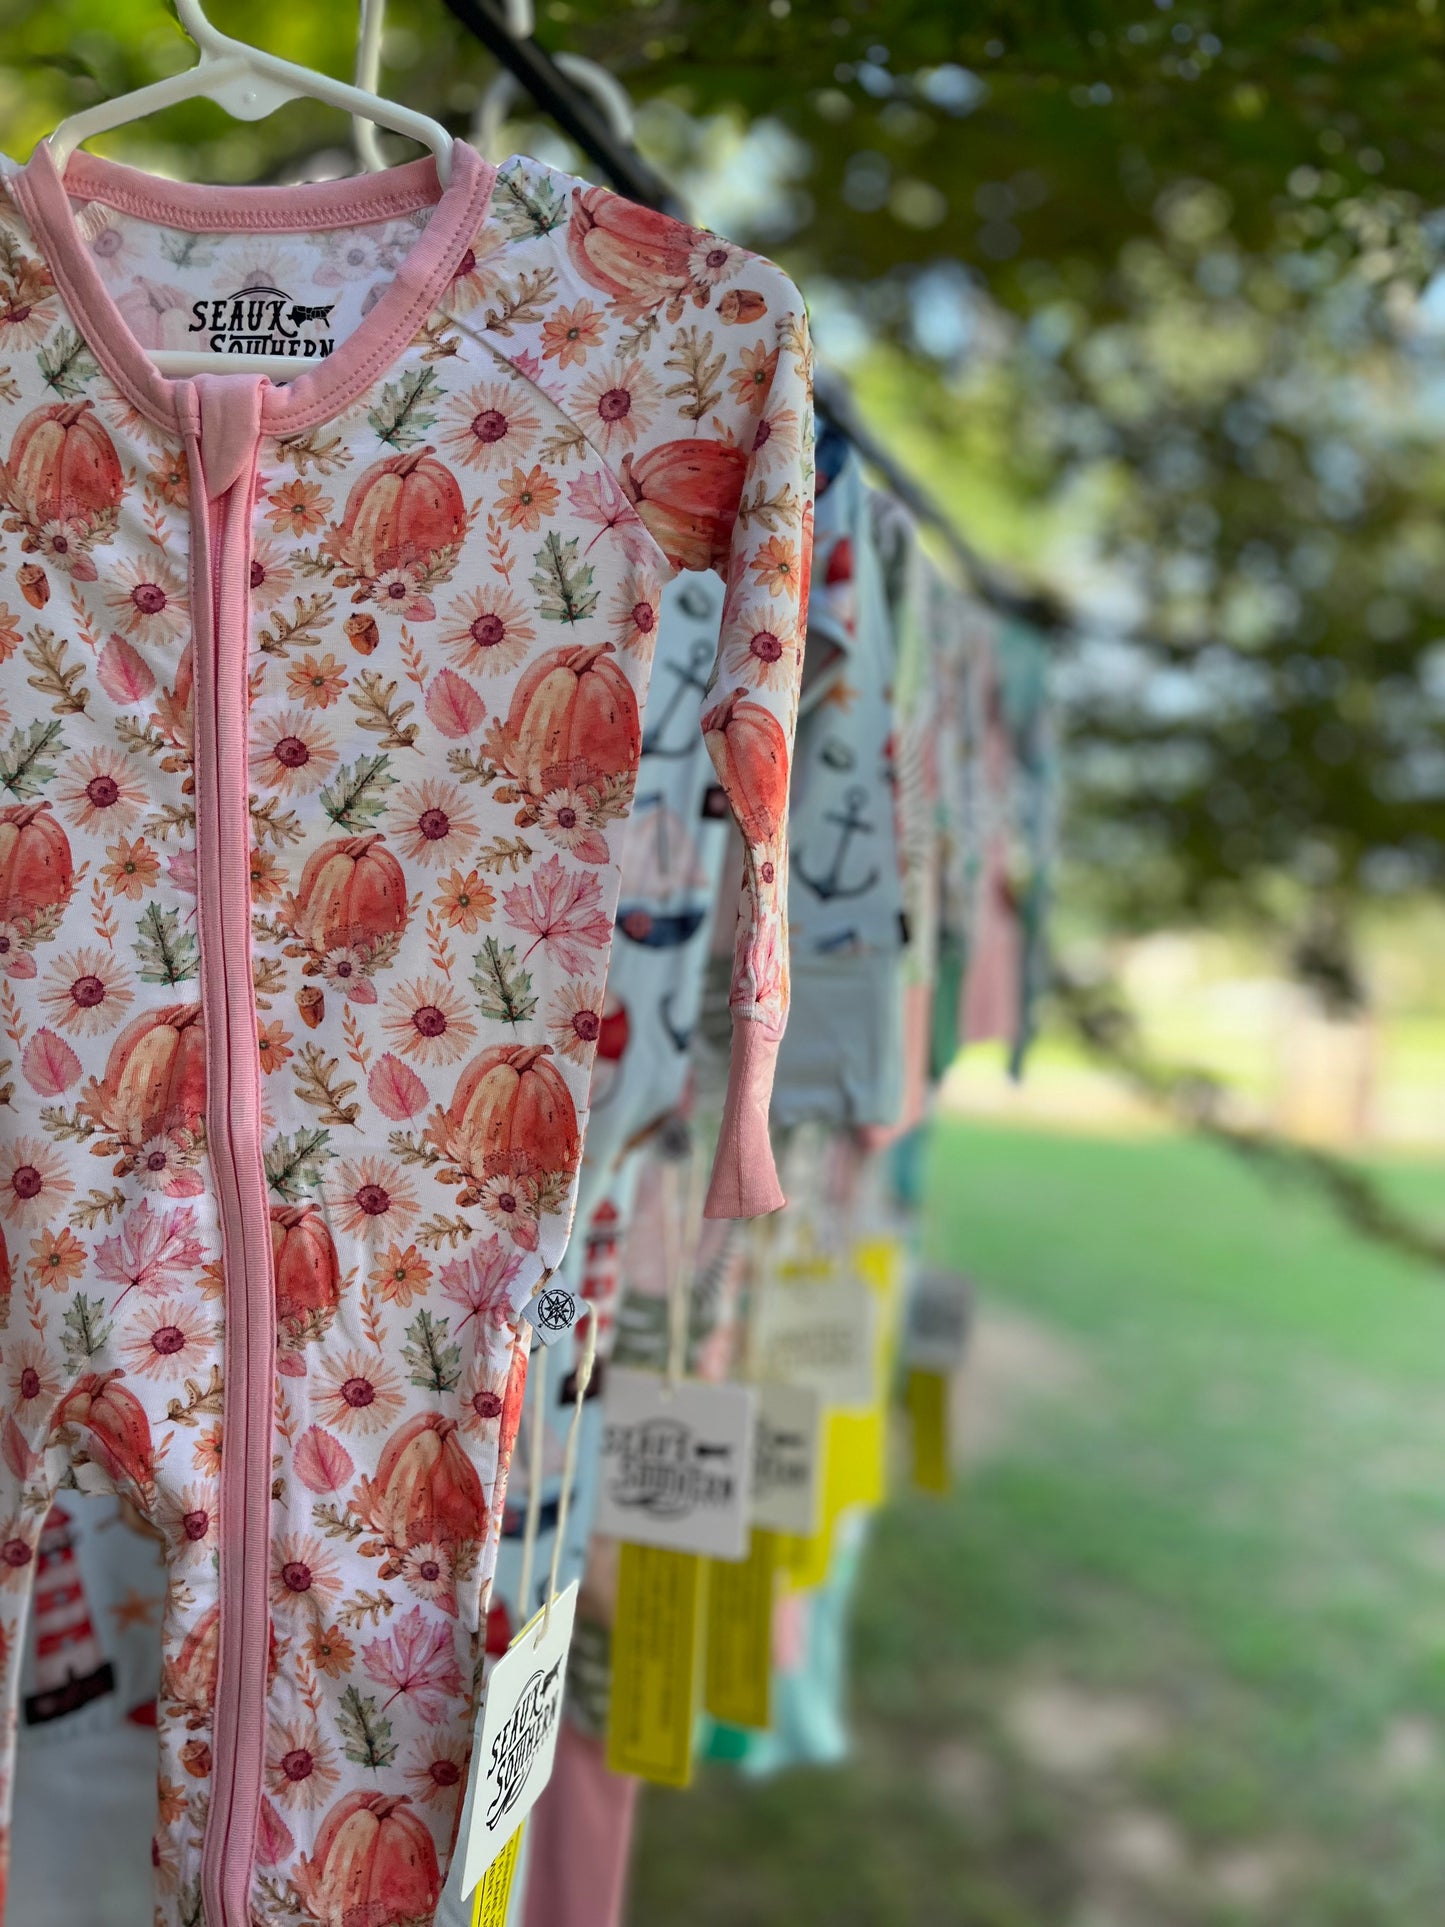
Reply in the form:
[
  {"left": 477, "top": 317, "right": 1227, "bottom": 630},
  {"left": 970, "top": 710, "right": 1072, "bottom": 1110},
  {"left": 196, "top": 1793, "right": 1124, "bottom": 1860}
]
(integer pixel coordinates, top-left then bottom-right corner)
[{"left": 187, "top": 286, "right": 336, "bottom": 359}]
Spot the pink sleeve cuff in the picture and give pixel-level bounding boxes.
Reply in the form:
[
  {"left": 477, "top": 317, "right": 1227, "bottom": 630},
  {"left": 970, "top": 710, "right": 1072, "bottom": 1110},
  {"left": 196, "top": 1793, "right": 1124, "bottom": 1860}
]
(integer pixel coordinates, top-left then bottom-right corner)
[{"left": 704, "top": 1016, "right": 786, "bottom": 1219}]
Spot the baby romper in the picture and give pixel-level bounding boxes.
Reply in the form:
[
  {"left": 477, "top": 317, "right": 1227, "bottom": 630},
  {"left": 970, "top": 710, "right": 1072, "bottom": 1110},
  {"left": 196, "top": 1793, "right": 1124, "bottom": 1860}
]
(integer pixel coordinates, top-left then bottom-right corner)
[
  {"left": 0, "top": 140, "right": 812, "bottom": 1924},
  {"left": 773, "top": 434, "right": 905, "bottom": 1131}
]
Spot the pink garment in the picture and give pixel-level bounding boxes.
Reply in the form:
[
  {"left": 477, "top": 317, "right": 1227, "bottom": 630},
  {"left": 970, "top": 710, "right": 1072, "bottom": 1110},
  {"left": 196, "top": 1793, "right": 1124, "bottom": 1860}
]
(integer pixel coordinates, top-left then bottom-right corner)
[
  {"left": 521, "top": 1724, "right": 639, "bottom": 1927},
  {"left": 962, "top": 662, "right": 1021, "bottom": 1047},
  {"left": 0, "top": 139, "right": 812, "bottom": 1925}
]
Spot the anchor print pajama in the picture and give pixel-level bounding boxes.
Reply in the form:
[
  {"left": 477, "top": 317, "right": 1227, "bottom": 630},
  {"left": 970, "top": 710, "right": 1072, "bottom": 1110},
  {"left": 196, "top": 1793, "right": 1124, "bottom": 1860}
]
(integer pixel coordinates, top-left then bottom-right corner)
[
  {"left": 774, "top": 439, "right": 905, "bottom": 1130},
  {"left": 0, "top": 140, "right": 812, "bottom": 1924}
]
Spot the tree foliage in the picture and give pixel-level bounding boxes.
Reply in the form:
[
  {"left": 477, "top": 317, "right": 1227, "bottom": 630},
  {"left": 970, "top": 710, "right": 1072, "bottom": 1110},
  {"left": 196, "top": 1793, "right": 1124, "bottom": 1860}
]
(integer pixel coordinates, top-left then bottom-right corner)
[{"left": 5, "top": 1, "right": 1445, "bottom": 992}]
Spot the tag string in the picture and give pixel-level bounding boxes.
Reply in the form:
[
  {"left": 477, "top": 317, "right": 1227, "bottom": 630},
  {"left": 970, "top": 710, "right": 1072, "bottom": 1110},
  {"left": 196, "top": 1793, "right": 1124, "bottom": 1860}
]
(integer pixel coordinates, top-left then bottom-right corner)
[
  {"left": 539, "top": 1307, "right": 597, "bottom": 1644},
  {"left": 515, "top": 1334, "right": 547, "bottom": 1627},
  {"left": 664, "top": 1135, "right": 708, "bottom": 1390}
]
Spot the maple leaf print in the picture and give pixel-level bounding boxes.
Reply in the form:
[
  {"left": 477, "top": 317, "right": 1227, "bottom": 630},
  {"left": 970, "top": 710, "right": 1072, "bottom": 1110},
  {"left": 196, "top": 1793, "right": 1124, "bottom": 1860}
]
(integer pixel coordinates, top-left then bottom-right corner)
[
  {"left": 361, "top": 1606, "right": 465, "bottom": 1723},
  {"left": 503, "top": 856, "right": 612, "bottom": 975},
  {"left": 59, "top": 1293, "right": 113, "bottom": 1368},
  {"left": 567, "top": 468, "right": 649, "bottom": 558},
  {"left": 94, "top": 1201, "right": 207, "bottom": 1309},
  {"left": 438, "top": 1235, "right": 524, "bottom": 1337},
  {"left": 133, "top": 903, "right": 201, "bottom": 985},
  {"left": 493, "top": 167, "right": 567, "bottom": 239}
]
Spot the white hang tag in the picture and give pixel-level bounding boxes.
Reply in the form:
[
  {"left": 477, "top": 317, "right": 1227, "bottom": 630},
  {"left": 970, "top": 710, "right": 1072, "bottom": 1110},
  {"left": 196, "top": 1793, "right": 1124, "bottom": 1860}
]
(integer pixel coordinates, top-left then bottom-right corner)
[
  {"left": 458, "top": 1580, "right": 579, "bottom": 1898},
  {"left": 905, "top": 1268, "right": 975, "bottom": 1371},
  {"left": 523, "top": 1279, "right": 590, "bottom": 1347},
  {"left": 750, "top": 1380, "right": 823, "bottom": 1537},
  {"left": 593, "top": 1366, "right": 757, "bottom": 1561},
  {"left": 751, "top": 1268, "right": 877, "bottom": 1409}
]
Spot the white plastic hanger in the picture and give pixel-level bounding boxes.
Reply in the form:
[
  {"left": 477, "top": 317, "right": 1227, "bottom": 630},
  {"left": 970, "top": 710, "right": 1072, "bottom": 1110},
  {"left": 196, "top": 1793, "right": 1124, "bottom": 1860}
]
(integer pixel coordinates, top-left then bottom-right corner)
[
  {"left": 352, "top": 0, "right": 633, "bottom": 174},
  {"left": 47, "top": 0, "right": 456, "bottom": 382}
]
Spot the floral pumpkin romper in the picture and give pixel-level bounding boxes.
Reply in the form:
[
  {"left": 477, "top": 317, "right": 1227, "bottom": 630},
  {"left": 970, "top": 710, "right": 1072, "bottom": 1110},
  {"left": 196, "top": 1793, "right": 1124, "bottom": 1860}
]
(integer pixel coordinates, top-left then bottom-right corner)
[{"left": 0, "top": 139, "right": 812, "bottom": 1925}]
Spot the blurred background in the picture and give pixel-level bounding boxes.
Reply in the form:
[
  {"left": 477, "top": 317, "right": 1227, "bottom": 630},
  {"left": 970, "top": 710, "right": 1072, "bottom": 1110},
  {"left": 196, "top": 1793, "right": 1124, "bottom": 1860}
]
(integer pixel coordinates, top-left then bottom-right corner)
[{"left": 5, "top": 3, "right": 1445, "bottom": 1920}]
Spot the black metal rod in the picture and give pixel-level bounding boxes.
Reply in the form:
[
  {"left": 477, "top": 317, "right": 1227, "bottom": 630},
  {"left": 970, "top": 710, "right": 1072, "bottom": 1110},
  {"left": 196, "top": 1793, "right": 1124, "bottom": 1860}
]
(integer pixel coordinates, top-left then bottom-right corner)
[{"left": 439, "top": 0, "right": 1068, "bottom": 634}]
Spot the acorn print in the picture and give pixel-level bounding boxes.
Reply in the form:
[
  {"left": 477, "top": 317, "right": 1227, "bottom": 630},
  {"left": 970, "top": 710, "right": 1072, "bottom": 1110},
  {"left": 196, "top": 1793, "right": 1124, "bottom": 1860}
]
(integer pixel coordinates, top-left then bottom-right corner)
[{"left": 345, "top": 611, "right": 380, "bottom": 655}]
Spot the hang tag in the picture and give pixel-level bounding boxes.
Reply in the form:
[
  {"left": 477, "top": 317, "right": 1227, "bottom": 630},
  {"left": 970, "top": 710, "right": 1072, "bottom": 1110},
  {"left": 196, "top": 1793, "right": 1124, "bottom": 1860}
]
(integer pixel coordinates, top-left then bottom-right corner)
[
  {"left": 523, "top": 1280, "right": 589, "bottom": 1347},
  {"left": 606, "top": 1541, "right": 706, "bottom": 1786},
  {"left": 751, "top": 1268, "right": 877, "bottom": 1409},
  {"left": 905, "top": 1268, "right": 974, "bottom": 1371},
  {"left": 457, "top": 1581, "right": 578, "bottom": 1897},
  {"left": 593, "top": 1367, "right": 757, "bottom": 1561},
  {"left": 704, "top": 1528, "right": 778, "bottom": 1731},
  {"left": 778, "top": 1401, "right": 889, "bottom": 1591},
  {"left": 470, "top": 1824, "right": 524, "bottom": 1927},
  {"left": 907, "top": 1368, "right": 951, "bottom": 1494},
  {"left": 750, "top": 1380, "right": 823, "bottom": 1537}
]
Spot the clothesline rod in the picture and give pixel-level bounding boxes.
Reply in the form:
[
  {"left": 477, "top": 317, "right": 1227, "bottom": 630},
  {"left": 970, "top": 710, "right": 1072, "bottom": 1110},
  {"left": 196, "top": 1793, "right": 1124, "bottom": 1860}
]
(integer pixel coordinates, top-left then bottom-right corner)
[
  {"left": 439, "top": 0, "right": 682, "bottom": 215},
  {"left": 437, "top": 0, "right": 1070, "bottom": 638}
]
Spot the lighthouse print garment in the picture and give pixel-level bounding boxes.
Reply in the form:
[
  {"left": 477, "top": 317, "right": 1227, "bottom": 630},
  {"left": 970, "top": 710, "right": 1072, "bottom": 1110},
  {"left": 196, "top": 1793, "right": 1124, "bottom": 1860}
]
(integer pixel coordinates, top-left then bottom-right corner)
[{"left": 0, "top": 140, "right": 812, "bottom": 1925}]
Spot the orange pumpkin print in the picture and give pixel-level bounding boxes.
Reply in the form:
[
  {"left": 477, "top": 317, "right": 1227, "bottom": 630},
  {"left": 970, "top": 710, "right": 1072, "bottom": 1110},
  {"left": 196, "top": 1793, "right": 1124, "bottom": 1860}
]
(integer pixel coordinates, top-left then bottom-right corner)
[
  {"left": 619, "top": 437, "right": 750, "bottom": 571},
  {"left": 500, "top": 641, "right": 641, "bottom": 798},
  {"left": 295, "top": 1790, "right": 442, "bottom": 1927},
  {"left": 0, "top": 801, "right": 73, "bottom": 926}
]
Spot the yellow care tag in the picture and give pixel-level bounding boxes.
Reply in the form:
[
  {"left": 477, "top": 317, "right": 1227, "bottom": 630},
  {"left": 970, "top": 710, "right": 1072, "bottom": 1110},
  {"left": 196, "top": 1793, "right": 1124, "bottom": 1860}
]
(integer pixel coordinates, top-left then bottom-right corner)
[
  {"left": 471, "top": 1823, "right": 523, "bottom": 1927},
  {"left": 606, "top": 1542, "right": 707, "bottom": 1786},
  {"left": 906, "top": 1367, "right": 951, "bottom": 1494},
  {"left": 777, "top": 1401, "right": 884, "bottom": 1589},
  {"left": 704, "top": 1528, "right": 778, "bottom": 1730}
]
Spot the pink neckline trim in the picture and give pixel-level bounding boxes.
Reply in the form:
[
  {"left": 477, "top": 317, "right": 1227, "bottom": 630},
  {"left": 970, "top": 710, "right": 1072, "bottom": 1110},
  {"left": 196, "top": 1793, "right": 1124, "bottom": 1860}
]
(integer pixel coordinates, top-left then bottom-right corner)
[{"left": 9, "top": 141, "right": 498, "bottom": 437}]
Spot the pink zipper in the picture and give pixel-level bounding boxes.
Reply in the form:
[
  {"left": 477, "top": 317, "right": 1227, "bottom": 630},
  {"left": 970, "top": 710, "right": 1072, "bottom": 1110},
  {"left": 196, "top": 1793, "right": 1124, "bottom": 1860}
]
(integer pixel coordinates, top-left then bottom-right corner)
[{"left": 185, "top": 377, "right": 274, "bottom": 1927}]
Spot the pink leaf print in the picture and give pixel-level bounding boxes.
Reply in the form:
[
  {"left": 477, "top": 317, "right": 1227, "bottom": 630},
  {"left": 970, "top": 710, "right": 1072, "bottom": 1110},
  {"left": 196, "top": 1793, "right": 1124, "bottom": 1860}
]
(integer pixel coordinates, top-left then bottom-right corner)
[
  {"left": 256, "top": 1798, "right": 294, "bottom": 1868},
  {"left": 2, "top": 1417, "right": 38, "bottom": 1481},
  {"left": 438, "top": 1235, "right": 524, "bottom": 1337},
  {"left": 360, "top": 1605, "right": 465, "bottom": 1724},
  {"left": 97, "top": 633, "right": 155, "bottom": 704},
  {"left": 368, "top": 1053, "right": 429, "bottom": 1122},
  {"left": 568, "top": 467, "right": 653, "bottom": 561},
  {"left": 503, "top": 854, "right": 612, "bottom": 975},
  {"left": 94, "top": 1201, "right": 206, "bottom": 1311},
  {"left": 21, "top": 1027, "right": 80, "bottom": 1097},
  {"left": 425, "top": 668, "right": 486, "bottom": 740},
  {"left": 293, "top": 1426, "right": 355, "bottom": 1495}
]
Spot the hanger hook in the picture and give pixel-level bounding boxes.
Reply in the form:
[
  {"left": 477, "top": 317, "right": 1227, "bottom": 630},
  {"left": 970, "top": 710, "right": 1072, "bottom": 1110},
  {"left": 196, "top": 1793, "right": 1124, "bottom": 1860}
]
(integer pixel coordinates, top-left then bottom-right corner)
[{"left": 472, "top": 54, "right": 634, "bottom": 164}]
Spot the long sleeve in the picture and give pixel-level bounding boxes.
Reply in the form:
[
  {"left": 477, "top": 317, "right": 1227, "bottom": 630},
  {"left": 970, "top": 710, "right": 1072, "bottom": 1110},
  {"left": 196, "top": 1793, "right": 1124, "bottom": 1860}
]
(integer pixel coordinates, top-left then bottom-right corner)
[{"left": 451, "top": 159, "right": 815, "bottom": 1218}]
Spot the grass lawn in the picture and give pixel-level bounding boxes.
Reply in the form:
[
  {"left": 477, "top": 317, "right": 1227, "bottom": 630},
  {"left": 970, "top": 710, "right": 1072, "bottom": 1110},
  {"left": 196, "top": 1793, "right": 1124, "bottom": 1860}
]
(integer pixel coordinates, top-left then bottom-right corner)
[{"left": 628, "top": 1122, "right": 1445, "bottom": 1926}]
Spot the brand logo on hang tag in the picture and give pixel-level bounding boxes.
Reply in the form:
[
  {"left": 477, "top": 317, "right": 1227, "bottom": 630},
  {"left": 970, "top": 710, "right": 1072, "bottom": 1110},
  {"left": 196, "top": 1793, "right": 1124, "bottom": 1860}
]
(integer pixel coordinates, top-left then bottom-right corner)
[
  {"left": 523, "top": 1283, "right": 586, "bottom": 1347},
  {"left": 459, "top": 1581, "right": 578, "bottom": 1896},
  {"left": 905, "top": 1269, "right": 975, "bottom": 1371},
  {"left": 594, "top": 1368, "right": 757, "bottom": 1560},
  {"left": 750, "top": 1381, "right": 823, "bottom": 1536},
  {"left": 187, "top": 286, "right": 336, "bottom": 359},
  {"left": 751, "top": 1268, "right": 878, "bottom": 1410}
]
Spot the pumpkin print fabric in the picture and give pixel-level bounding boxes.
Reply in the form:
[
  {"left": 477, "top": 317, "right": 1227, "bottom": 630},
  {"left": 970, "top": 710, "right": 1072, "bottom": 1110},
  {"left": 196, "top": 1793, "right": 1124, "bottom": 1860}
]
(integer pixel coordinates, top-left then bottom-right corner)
[{"left": 0, "top": 138, "right": 812, "bottom": 1927}]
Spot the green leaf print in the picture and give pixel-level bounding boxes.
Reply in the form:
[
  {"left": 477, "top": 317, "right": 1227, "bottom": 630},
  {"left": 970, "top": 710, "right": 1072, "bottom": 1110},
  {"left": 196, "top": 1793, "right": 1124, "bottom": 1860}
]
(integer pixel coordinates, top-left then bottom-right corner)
[
  {"left": 367, "top": 366, "right": 441, "bottom": 451},
  {"left": 529, "top": 532, "right": 599, "bottom": 626},
  {"left": 37, "top": 328, "right": 98, "bottom": 401},
  {"left": 470, "top": 937, "right": 538, "bottom": 1028},
  {"left": 321, "top": 753, "right": 395, "bottom": 832},
  {"left": 337, "top": 1685, "right": 398, "bottom": 1770},
  {"left": 265, "top": 1128, "right": 331, "bottom": 1202},
  {"left": 401, "top": 1308, "right": 463, "bottom": 1394},
  {"left": 493, "top": 168, "right": 567, "bottom": 240},
  {"left": 133, "top": 903, "right": 201, "bottom": 985},
  {"left": 60, "top": 1294, "right": 113, "bottom": 1368},
  {"left": 0, "top": 720, "right": 62, "bottom": 798}
]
